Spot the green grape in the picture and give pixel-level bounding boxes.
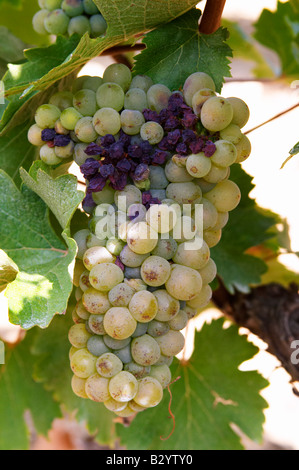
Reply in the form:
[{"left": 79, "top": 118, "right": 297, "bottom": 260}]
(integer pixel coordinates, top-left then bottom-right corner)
[
  {"left": 87, "top": 335, "right": 110, "bottom": 356},
  {"left": 155, "top": 354, "right": 173, "bottom": 367},
  {"left": 85, "top": 373, "right": 110, "bottom": 402},
  {"left": 96, "top": 82, "right": 124, "bottom": 112},
  {"left": 104, "top": 397, "right": 127, "bottom": 413},
  {"left": 83, "top": 0, "right": 99, "bottom": 15},
  {"left": 73, "top": 89, "right": 97, "bottom": 117},
  {"left": 72, "top": 308, "right": 84, "bottom": 324},
  {"left": 38, "top": 0, "right": 47, "bottom": 7},
  {"left": 203, "top": 228, "right": 222, "bottom": 248},
  {"left": 44, "top": 9, "right": 70, "bottom": 35},
  {"left": 213, "top": 211, "right": 229, "bottom": 230},
  {"left": 108, "top": 282, "right": 135, "bottom": 307},
  {"left": 140, "top": 121, "right": 164, "bottom": 145},
  {"left": 210, "top": 140, "right": 237, "bottom": 168},
  {"left": 186, "top": 153, "right": 212, "bottom": 178},
  {"left": 234, "top": 134, "right": 251, "bottom": 163},
  {"left": 69, "top": 346, "right": 79, "bottom": 360},
  {"left": 55, "top": 119, "right": 69, "bottom": 135},
  {"left": 128, "top": 290, "right": 158, "bottom": 323},
  {"left": 103, "top": 63, "right": 132, "bottom": 92},
  {"left": 166, "top": 182, "right": 202, "bottom": 206},
  {"left": 72, "top": 75, "right": 90, "bottom": 93},
  {"left": 124, "top": 362, "right": 150, "bottom": 380},
  {"left": 130, "top": 75, "right": 154, "bottom": 92},
  {"left": 219, "top": 123, "right": 242, "bottom": 145},
  {"left": 195, "top": 197, "right": 218, "bottom": 231},
  {"left": 83, "top": 246, "right": 115, "bottom": 270},
  {"left": 55, "top": 140, "right": 75, "bottom": 159},
  {"left": 226, "top": 97, "right": 250, "bottom": 128},
  {"left": 131, "top": 334, "right": 160, "bottom": 366},
  {"left": 147, "top": 319, "right": 170, "bottom": 337},
  {"left": 40, "top": 145, "right": 62, "bottom": 165},
  {"left": 119, "top": 245, "right": 149, "bottom": 268},
  {"left": 165, "top": 265, "right": 203, "bottom": 301},
  {"left": 81, "top": 76, "right": 103, "bottom": 92},
  {"left": 35, "top": 104, "right": 61, "bottom": 129},
  {"left": 120, "top": 109, "right": 145, "bottom": 135},
  {"left": 131, "top": 322, "right": 148, "bottom": 338},
  {"left": 32, "top": 10, "right": 49, "bottom": 35},
  {"left": 170, "top": 215, "right": 198, "bottom": 244},
  {"left": 86, "top": 233, "right": 107, "bottom": 249},
  {"left": 114, "top": 405, "right": 136, "bottom": 417},
  {"left": 192, "top": 88, "right": 217, "bottom": 115},
  {"left": 108, "top": 371, "right": 138, "bottom": 402},
  {"left": 153, "top": 289, "right": 180, "bottom": 322},
  {"left": 183, "top": 71, "right": 216, "bottom": 107},
  {"left": 93, "top": 107, "right": 121, "bottom": 136},
  {"left": 106, "top": 238, "right": 125, "bottom": 256},
  {"left": 75, "top": 116, "right": 98, "bottom": 143},
  {"left": 184, "top": 305, "right": 197, "bottom": 320},
  {"left": 88, "top": 314, "right": 105, "bottom": 335},
  {"left": 103, "top": 335, "right": 130, "bottom": 350},
  {"left": 27, "top": 124, "right": 43, "bottom": 146},
  {"left": 62, "top": 0, "right": 84, "bottom": 17},
  {"left": 115, "top": 184, "right": 142, "bottom": 211},
  {"left": 96, "top": 352, "right": 123, "bottom": 378},
  {"left": 133, "top": 377, "right": 163, "bottom": 408},
  {"left": 89, "top": 263, "right": 124, "bottom": 292},
  {"left": 149, "top": 166, "right": 169, "bottom": 189},
  {"left": 140, "top": 256, "right": 171, "bottom": 287},
  {"left": 103, "top": 307, "right": 137, "bottom": 340},
  {"left": 127, "top": 203, "right": 147, "bottom": 223},
  {"left": 173, "top": 240, "right": 210, "bottom": 270},
  {"left": 146, "top": 204, "right": 177, "bottom": 234},
  {"left": 165, "top": 159, "right": 194, "bottom": 183},
  {"left": 187, "top": 284, "right": 213, "bottom": 309},
  {"left": 156, "top": 329, "right": 185, "bottom": 356},
  {"left": 92, "top": 184, "right": 115, "bottom": 205},
  {"left": 90, "top": 14, "right": 107, "bottom": 38},
  {"left": 203, "top": 164, "right": 229, "bottom": 184},
  {"left": 151, "top": 237, "right": 178, "bottom": 261},
  {"left": 200, "top": 96, "right": 234, "bottom": 132},
  {"left": 68, "top": 15, "right": 91, "bottom": 36},
  {"left": 73, "top": 143, "right": 90, "bottom": 166},
  {"left": 44, "top": 0, "right": 61, "bottom": 9},
  {"left": 149, "top": 364, "right": 171, "bottom": 389},
  {"left": 194, "top": 178, "right": 216, "bottom": 194},
  {"left": 82, "top": 287, "right": 111, "bottom": 314},
  {"left": 68, "top": 323, "right": 91, "bottom": 348},
  {"left": 114, "top": 344, "right": 132, "bottom": 364},
  {"left": 71, "top": 375, "right": 88, "bottom": 399},
  {"left": 198, "top": 258, "right": 217, "bottom": 284},
  {"left": 205, "top": 180, "right": 241, "bottom": 212},
  {"left": 60, "top": 107, "right": 83, "bottom": 130},
  {"left": 127, "top": 221, "right": 158, "bottom": 255},
  {"left": 70, "top": 348, "right": 96, "bottom": 378},
  {"left": 147, "top": 84, "right": 171, "bottom": 113},
  {"left": 168, "top": 309, "right": 188, "bottom": 331},
  {"left": 124, "top": 88, "right": 148, "bottom": 112},
  {"left": 73, "top": 229, "right": 89, "bottom": 259},
  {"left": 76, "top": 299, "right": 90, "bottom": 319},
  {"left": 127, "top": 400, "right": 146, "bottom": 413}
]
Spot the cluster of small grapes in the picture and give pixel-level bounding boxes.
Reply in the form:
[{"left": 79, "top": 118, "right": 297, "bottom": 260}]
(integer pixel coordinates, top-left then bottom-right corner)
[
  {"left": 33, "top": 0, "right": 107, "bottom": 38},
  {"left": 28, "top": 62, "right": 251, "bottom": 416}
]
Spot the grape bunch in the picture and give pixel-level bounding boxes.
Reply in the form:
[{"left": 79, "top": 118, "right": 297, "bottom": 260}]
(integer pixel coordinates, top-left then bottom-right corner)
[
  {"left": 33, "top": 0, "right": 107, "bottom": 38},
  {"left": 28, "top": 63, "right": 251, "bottom": 417}
]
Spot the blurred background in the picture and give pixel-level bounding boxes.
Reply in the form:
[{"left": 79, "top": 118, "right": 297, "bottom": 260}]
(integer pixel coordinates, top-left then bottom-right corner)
[{"left": 1, "top": 0, "right": 299, "bottom": 450}]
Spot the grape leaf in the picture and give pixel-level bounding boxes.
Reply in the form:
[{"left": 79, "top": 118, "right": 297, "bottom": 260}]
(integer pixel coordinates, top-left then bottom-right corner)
[
  {"left": 117, "top": 318, "right": 268, "bottom": 450},
  {"left": 0, "top": 332, "right": 62, "bottom": 450},
  {"left": 0, "top": 170, "right": 79, "bottom": 329},
  {"left": 254, "top": 1, "right": 299, "bottom": 77},
  {"left": 211, "top": 165, "right": 278, "bottom": 294},
  {"left": 31, "top": 293, "right": 117, "bottom": 446},
  {"left": 133, "top": 9, "right": 232, "bottom": 92},
  {"left": 0, "top": 26, "right": 27, "bottom": 78},
  {"left": 0, "top": 249, "right": 18, "bottom": 293}
]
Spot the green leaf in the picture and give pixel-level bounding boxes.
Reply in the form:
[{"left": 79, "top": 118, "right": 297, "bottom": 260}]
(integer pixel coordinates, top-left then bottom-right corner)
[
  {"left": 211, "top": 165, "right": 278, "bottom": 294},
  {"left": 133, "top": 9, "right": 232, "bottom": 92},
  {"left": 281, "top": 140, "right": 299, "bottom": 168},
  {"left": 0, "top": 332, "right": 62, "bottom": 450},
  {"left": 31, "top": 293, "right": 117, "bottom": 446},
  {"left": 254, "top": 1, "right": 299, "bottom": 77},
  {"left": 221, "top": 19, "right": 275, "bottom": 78},
  {"left": 117, "top": 318, "right": 268, "bottom": 450},
  {"left": 0, "top": 26, "right": 27, "bottom": 78},
  {"left": 0, "top": 249, "right": 18, "bottom": 292},
  {"left": 0, "top": 170, "right": 79, "bottom": 329}
]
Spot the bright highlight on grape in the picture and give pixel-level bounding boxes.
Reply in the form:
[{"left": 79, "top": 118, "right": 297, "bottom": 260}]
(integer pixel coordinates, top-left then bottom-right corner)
[{"left": 27, "top": 63, "right": 251, "bottom": 419}]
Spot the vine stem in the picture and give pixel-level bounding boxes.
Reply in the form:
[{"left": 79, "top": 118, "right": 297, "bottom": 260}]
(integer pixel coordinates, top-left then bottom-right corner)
[
  {"left": 199, "top": 0, "right": 227, "bottom": 34},
  {"left": 245, "top": 101, "right": 299, "bottom": 135}
]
